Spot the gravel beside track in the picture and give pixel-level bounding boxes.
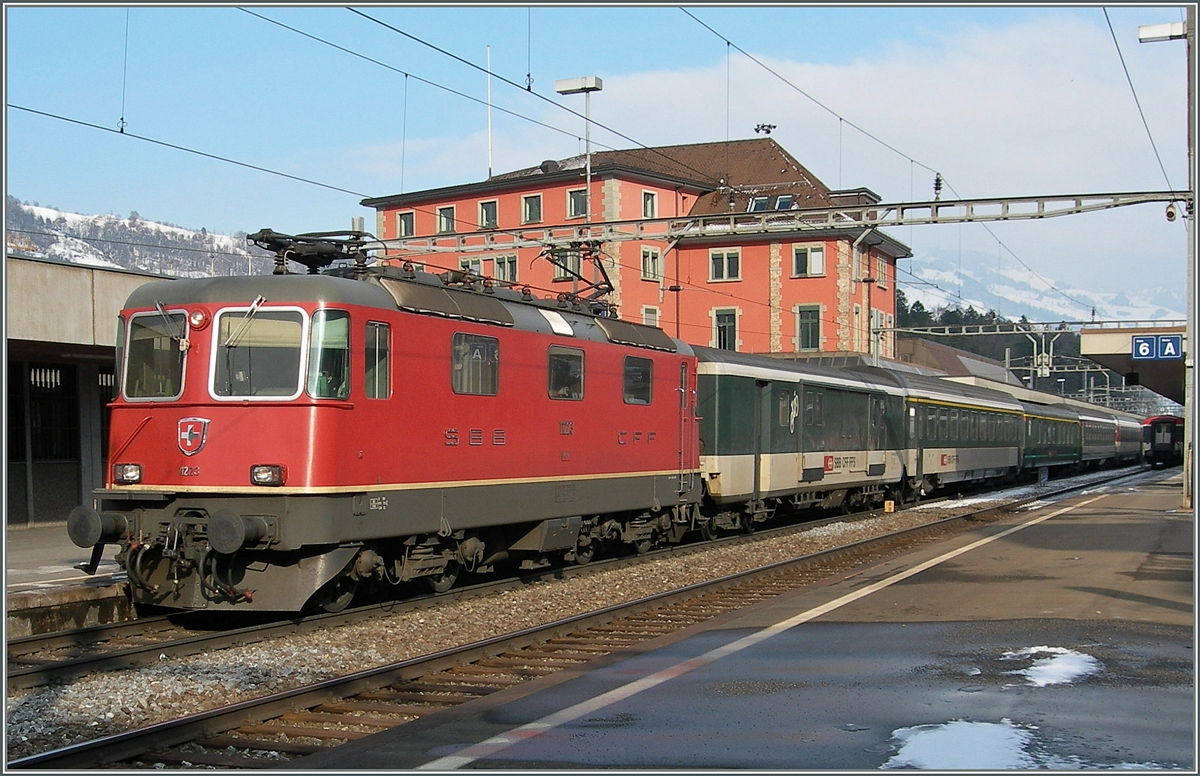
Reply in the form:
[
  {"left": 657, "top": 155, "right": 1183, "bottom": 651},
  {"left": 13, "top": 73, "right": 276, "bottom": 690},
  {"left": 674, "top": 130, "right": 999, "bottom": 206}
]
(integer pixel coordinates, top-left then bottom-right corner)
[{"left": 2, "top": 496, "right": 1027, "bottom": 761}]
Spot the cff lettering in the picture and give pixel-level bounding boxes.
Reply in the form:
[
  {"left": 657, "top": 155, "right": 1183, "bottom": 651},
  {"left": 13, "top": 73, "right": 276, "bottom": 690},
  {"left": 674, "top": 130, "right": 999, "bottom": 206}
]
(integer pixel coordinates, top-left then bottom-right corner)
[{"left": 618, "top": 430, "right": 657, "bottom": 445}]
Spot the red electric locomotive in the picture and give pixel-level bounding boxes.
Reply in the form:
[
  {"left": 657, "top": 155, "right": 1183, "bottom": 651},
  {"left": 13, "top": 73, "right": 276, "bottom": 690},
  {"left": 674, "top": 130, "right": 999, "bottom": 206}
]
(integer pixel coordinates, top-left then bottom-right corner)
[
  {"left": 69, "top": 231, "right": 702, "bottom": 612},
  {"left": 1142, "top": 414, "right": 1185, "bottom": 468}
]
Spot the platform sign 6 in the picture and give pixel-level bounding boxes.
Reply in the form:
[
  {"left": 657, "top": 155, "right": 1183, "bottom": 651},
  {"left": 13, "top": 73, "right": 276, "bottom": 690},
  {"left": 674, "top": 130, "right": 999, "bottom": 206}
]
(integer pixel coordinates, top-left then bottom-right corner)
[{"left": 1132, "top": 335, "right": 1156, "bottom": 360}]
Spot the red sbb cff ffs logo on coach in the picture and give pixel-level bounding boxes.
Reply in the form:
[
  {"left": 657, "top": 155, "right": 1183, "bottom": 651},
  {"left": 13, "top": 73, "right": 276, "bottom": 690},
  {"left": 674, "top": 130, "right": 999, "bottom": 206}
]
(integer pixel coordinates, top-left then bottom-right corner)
[
  {"left": 824, "top": 455, "right": 835, "bottom": 472},
  {"left": 178, "top": 418, "right": 210, "bottom": 456}
]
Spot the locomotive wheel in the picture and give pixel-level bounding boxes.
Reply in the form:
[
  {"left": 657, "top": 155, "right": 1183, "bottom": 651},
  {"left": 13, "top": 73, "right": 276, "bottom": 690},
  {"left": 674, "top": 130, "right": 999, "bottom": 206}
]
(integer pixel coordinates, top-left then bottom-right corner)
[
  {"left": 426, "top": 561, "right": 460, "bottom": 594},
  {"left": 698, "top": 519, "right": 718, "bottom": 542},
  {"left": 740, "top": 514, "right": 756, "bottom": 534},
  {"left": 572, "top": 541, "right": 595, "bottom": 565},
  {"left": 633, "top": 539, "right": 653, "bottom": 555},
  {"left": 312, "top": 576, "right": 358, "bottom": 613}
]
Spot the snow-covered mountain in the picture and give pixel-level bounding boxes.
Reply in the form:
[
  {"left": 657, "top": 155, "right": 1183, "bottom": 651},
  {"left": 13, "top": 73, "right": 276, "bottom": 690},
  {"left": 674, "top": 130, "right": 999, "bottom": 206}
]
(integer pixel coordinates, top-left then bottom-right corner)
[
  {"left": 6, "top": 197, "right": 1186, "bottom": 325},
  {"left": 5, "top": 196, "right": 273, "bottom": 277},
  {"left": 900, "top": 247, "right": 1185, "bottom": 323}
]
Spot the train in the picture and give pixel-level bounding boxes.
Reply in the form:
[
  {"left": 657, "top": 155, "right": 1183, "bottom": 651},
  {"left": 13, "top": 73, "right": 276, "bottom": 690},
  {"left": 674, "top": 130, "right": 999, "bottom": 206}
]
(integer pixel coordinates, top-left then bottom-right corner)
[
  {"left": 67, "top": 230, "right": 1144, "bottom": 613},
  {"left": 1142, "top": 415, "right": 1185, "bottom": 468}
]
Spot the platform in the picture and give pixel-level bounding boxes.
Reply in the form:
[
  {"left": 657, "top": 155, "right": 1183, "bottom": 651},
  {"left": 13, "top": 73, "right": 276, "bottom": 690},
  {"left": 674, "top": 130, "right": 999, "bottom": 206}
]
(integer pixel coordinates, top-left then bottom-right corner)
[
  {"left": 4, "top": 523, "right": 129, "bottom": 636},
  {"left": 302, "top": 469, "right": 1194, "bottom": 770}
]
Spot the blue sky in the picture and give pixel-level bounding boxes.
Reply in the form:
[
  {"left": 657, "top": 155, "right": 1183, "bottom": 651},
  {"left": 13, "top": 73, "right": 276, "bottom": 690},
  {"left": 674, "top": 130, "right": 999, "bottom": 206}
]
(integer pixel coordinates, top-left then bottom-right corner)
[{"left": 4, "top": 4, "right": 1191, "bottom": 311}]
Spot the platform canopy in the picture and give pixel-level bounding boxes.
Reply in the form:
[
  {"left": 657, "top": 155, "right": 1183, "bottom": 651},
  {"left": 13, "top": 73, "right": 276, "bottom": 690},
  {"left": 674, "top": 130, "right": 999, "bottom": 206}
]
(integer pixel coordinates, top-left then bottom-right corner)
[{"left": 1080, "top": 326, "right": 1186, "bottom": 405}]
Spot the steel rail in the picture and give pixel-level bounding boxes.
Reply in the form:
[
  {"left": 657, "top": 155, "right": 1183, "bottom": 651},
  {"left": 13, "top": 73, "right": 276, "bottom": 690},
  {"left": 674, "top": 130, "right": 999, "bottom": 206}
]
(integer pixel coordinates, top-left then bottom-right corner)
[{"left": 8, "top": 465, "right": 1157, "bottom": 770}]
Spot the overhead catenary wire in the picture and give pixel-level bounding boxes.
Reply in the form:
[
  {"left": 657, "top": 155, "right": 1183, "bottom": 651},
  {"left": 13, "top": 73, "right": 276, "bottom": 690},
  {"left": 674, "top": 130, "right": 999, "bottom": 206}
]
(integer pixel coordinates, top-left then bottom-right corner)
[
  {"left": 681, "top": 7, "right": 1093, "bottom": 313},
  {"left": 7, "top": 103, "right": 371, "bottom": 198},
  {"left": 1103, "top": 7, "right": 1176, "bottom": 192}
]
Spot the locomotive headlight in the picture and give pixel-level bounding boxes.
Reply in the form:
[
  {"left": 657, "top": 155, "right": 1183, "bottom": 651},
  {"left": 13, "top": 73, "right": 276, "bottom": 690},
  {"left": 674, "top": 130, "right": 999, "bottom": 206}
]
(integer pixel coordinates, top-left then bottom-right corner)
[
  {"left": 250, "top": 464, "right": 286, "bottom": 486},
  {"left": 113, "top": 463, "right": 142, "bottom": 484},
  {"left": 188, "top": 309, "right": 210, "bottom": 329}
]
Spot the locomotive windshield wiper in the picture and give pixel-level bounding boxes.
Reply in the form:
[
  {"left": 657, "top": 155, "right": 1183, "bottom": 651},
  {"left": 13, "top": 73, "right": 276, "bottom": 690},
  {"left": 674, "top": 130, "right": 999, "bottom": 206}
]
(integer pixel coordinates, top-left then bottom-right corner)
[
  {"left": 223, "top": 295, "right": 267, "bottom": 348},
  {"left": 154, "top": 300, "right": 185, "bottom": 341}
]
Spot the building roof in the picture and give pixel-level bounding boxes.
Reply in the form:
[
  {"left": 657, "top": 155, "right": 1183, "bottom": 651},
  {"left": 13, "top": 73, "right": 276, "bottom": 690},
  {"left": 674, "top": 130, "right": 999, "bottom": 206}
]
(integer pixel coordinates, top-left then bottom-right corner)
[
  {"left": 365, "top": 138, "right": 842, "bottom": 215},
  {"left": 492, "top": 138, "right": 836, "bottom": 216}
]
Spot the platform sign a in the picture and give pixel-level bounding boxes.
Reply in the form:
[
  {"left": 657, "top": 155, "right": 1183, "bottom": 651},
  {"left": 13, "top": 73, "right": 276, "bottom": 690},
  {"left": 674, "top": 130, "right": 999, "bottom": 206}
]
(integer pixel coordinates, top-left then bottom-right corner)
[
  {"left": 1131, "top": 334, "right": 1184, "bottom": 360},
  {"left": 1157, "top": 334, "right": 1183, "bottom": 360}
]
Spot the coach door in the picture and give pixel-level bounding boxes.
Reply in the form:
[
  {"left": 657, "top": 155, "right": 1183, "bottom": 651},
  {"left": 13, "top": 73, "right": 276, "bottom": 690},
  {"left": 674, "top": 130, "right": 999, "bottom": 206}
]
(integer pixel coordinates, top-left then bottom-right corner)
[{"left": 867, "top": 394, "right": 888, "bottom": 476}]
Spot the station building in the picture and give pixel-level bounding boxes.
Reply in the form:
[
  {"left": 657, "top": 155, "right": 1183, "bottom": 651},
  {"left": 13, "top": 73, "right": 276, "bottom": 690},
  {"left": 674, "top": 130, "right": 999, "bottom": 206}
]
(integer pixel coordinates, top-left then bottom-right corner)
[
  {"left": 363, "top": 138, "right": 912, "bottom": 358},
  {"left": 5, "top": 251, "right": 168, "bottom": 526}
]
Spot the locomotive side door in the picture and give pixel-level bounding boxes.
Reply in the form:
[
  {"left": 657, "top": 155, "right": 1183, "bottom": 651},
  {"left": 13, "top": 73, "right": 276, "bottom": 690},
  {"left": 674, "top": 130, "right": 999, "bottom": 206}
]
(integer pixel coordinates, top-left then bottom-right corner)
[{"left": 676, "top": 359, "right": 698, "bottom": 495}]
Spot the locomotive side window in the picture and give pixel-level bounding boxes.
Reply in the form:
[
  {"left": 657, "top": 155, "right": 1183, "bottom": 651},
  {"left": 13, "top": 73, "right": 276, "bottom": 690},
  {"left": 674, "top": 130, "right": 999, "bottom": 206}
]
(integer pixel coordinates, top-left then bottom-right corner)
[
  {"left": 548, "top": 346, "right": 584, "bottom": 400},
  {"left": 124, "top": 310, "right": 187, "bottom": 400},
  {"left": 452, "top": 333, "right": 499, "bottom": 396},
  {"left": 213, "top": 309, "right": 304, "bottom": 398},
  {"left": 365, "top": 321, "right": 391, "bottom": 399},
  {"left": 623, "top": 356, "right": 653, "bottom": 405},
  {"left": 307, "top": 310, "right": 350, "bottom": 399}
]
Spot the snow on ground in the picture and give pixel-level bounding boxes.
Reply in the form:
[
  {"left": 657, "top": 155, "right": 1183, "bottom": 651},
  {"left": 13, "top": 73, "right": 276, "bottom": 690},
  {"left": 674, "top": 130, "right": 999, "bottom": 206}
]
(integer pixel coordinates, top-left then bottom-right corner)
[
  {"left": 1000, "top": 646, "right": 1102, "bottom": 687},
  {"left": 880, "top": 718, "right": 1172, "bottom": 770}
]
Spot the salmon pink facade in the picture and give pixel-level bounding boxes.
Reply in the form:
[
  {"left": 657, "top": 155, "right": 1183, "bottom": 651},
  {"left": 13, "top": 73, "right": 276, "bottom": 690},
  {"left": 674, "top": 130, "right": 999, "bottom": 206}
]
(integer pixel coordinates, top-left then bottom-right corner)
[{"left": 364, "top": 139, "right": 910, "bottom": 359}]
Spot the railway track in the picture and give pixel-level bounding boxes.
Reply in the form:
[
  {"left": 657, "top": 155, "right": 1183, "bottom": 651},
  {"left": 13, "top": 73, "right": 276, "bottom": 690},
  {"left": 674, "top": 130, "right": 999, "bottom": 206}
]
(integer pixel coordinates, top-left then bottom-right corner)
[{"left": 8, "top": 466, "right": 1151, "bottom": 769}]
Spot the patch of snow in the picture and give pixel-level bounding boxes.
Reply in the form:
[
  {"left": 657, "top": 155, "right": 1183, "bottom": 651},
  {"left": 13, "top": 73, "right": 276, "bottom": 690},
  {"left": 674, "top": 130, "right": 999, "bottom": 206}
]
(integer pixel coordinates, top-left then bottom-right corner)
[
  {"left": 880, "top": 718, "right": 1173, "bottom": 770},
  {"left": 881, "top": 719, "right": 1036, "bottom": 769},
  {"left": 1001, "top": 646, "right": 1101, "bottom": 687}
]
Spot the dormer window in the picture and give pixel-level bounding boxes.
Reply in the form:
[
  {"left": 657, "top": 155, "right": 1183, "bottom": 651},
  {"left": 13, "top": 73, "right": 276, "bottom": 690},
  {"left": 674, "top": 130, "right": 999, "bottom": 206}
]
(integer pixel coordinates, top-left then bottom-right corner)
[
  {"left": 774, "top": 194, "right": 794, "bottom": 210},
  {"left": 748, "top": 196, "right": 769, "bottom": 212}
]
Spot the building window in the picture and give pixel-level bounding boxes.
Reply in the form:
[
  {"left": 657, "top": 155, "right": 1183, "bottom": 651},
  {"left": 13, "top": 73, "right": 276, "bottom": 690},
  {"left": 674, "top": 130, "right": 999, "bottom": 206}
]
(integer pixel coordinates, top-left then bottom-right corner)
[
  {"left": 478, "top": 200, "right": 498, "bottom": 229},
  {"left": 623, "top": 356, "right": 653, "bottom": 405},
  {"left": 567, "top": 188, "right": 588, "bottom": 219},
  {"left": 548, "top": 345, "right": 584, "bottom": 400},
  {"left": 797, "top": 306, "right": 820, "bottom": 351},
  {"left": 495, "top": 254, "right": 517, "bottom": 283},
  {"left": 641, "top": 247, "right": 661, "bottom": 281},
  {"left": 397, "top": 211, "right": 415, "bottom": 238},
  {"left": 522, "top": 194, "right": 542, "bottom": 224},
  {"left": 710, "top": 249, "right": 740, "bottom": 282},
  {"left": 460, "top": 257, "right": 482, "bottom": 275},
  {"left": 747, "top": 196, "right": 769, "bottom": 212},
  {"left": 793, "top": 244, "right": 824, "bottom": 277},
  {"left": 774, "top": 194, "right": 794, "bottom": 210},
  {"left": 365, "top": 321, "right": 390, "bottom": 399},
  {"left": 642, "top": 306, "right": 659, "bottom": 328},
  {"left": 715, "top": 309, "right": 737, "bottom": 351},
  {"left": 642, "top": 191, "right": 657, "bottom": 219},
  {"left": 437, "top": 206, "right": 456, "bottom": 234},
  {"left": 876, "top": 256, "right": 888, "bottom": 288},
  {"left": 451, "top": 332, "right": 499, "bottom": 396},
  {"left": 552, "top": 250, "right": 582, "bottom": 281}
]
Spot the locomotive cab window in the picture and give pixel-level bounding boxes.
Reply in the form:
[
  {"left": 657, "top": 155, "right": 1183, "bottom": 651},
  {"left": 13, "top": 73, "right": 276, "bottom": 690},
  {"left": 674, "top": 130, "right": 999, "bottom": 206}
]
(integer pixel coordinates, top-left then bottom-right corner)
[
  {"left": 623, "top": 356, "right": 653, "bottom": 405},
  {"left": 452, "top": 333, "right": 499, "bottom": 396},
  {"left": 548, "top": 346, "right": 584, "bottom": 400},
  {"left": 124, "top": 309, "right": 187, "bottom": 400},
  {"left": 307, "top": 310, "right": 350, "bottom": 400},
  {"left": 213, "top": 308, "right": 304, "bottom": 399}
]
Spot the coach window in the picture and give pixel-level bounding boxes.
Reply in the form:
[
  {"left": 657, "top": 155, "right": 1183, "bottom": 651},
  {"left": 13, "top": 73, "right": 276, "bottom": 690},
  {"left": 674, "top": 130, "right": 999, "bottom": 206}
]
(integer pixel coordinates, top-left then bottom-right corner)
[
  {"left": 548, "top": 346, "right": 584, "bottom": 400},
  {"left": 307, "top": 310, "right": 350, "bottom": 400},
  {"left": 451, "top": 333, "right": 499, "bottom": 396},
  {"left": 365, "top": 321, "right": 391, "bottom": 399},
  {"left": 124, "top": 309, "right": 187, "bottom": 400},
  {"left": 623, "top": 356, "right": 653, "bottom": 405},
  {"left": 213, "top": 308, "right": 304, "bottom": 399}
]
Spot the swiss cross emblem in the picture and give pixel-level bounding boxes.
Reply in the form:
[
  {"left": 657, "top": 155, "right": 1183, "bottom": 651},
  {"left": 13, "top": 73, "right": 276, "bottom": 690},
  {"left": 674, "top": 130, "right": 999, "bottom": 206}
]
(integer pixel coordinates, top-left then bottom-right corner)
[{"left": 178, "top": 418, "right": 210, "bottom": 456}]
